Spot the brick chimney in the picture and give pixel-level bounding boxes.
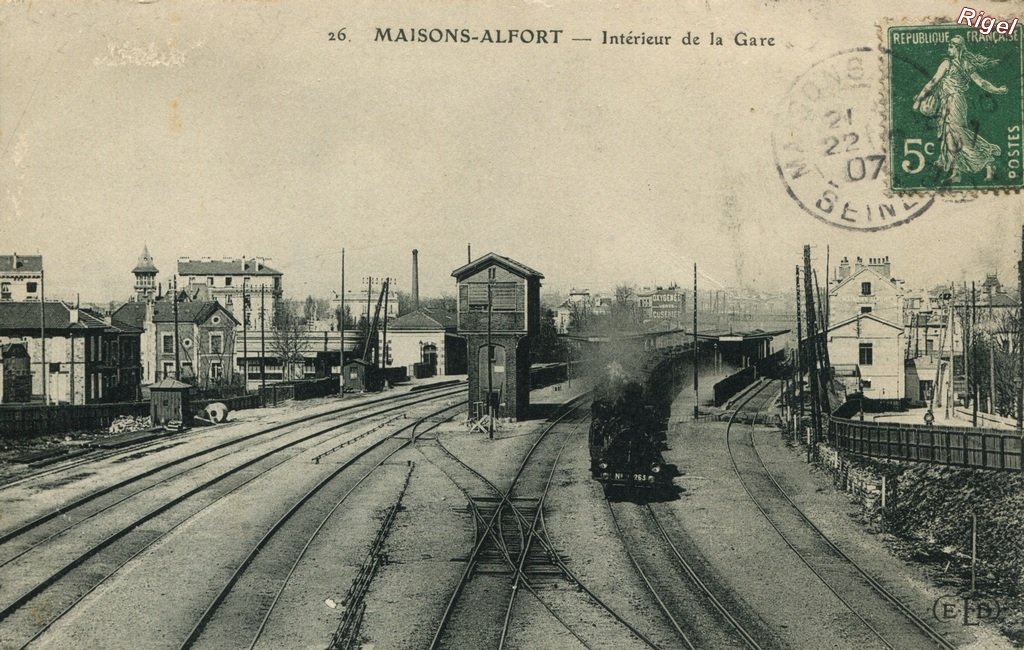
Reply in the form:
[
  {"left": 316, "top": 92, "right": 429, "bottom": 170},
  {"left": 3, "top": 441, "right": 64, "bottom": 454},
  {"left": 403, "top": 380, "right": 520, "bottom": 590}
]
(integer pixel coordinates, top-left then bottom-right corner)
[{"left": 411, "top": 249, "right": 420, "bottom": 311}]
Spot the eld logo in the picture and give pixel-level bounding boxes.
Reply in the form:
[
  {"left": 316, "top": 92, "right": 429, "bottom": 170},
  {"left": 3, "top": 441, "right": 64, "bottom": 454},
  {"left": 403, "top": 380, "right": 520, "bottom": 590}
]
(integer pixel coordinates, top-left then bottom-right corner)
[{"left": 933, "top": 595, "right": 1002, "bottom": 625}]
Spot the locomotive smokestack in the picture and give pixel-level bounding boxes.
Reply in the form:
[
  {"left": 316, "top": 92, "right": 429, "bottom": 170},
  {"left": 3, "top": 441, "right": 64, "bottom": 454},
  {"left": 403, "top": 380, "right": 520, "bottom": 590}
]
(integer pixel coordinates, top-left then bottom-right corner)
[{"left": 411, "top": 249, "right": 420, "bottom": 310}]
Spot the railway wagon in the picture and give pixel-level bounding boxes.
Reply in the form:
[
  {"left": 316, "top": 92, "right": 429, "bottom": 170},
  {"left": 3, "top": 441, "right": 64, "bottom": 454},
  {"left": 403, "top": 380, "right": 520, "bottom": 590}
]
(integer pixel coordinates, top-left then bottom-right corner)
[{"left": 589, "top": 348, "right": 686, "bottom": 494}]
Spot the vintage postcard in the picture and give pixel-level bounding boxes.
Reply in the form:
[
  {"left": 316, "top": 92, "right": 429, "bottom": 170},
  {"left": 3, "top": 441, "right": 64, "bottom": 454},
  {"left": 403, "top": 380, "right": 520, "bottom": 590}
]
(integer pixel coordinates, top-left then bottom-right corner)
[{"left": 1, "top": 2, "right": 1022, "bottom": 649}]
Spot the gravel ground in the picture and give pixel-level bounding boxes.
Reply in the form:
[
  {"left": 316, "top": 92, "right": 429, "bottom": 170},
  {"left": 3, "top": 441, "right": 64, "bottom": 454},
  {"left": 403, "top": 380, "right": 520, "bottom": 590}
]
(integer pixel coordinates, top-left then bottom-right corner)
[
  {"left": 664, "top": 391, "right": 885, "bottom": 649},
  {"left": 751, "top": 427, "right": 1014, "bottom": 650},
  {"left": 21, "top": 400, "right": 449, "bottom": 649}
]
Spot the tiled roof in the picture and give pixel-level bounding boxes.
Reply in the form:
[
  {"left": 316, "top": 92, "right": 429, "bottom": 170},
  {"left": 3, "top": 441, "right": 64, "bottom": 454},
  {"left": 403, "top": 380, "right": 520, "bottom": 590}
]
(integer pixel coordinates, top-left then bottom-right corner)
[
  {"left": 0, "top": 255, "right": 42, "bottom": 274},
  {"left": 132, "top": 245, "right": 158, "bottom": 274},
  {"left": 178, "top": 259, "right": 281, "bottom": 276},
  {"left": 152, "top": 301, "right": 238, "bottom": 325},
  {"left": 112, "top": 302, "right": 147, "bottom": 329},
  {"left": 451, "top": 252, "right": 544, "bottom": 280},
  {"left": 0, "top": 302, "right": 110, "bottom": 332},
  {"left": 389, "top": 309, "right": 457, "bottom": 331}
]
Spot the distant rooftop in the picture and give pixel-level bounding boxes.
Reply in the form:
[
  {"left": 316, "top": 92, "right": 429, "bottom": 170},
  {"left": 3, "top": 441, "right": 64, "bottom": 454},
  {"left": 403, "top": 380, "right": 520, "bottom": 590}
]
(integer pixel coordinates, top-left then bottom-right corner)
[{"left": 177, "top": 257, "right": 281, "bottom": 276}]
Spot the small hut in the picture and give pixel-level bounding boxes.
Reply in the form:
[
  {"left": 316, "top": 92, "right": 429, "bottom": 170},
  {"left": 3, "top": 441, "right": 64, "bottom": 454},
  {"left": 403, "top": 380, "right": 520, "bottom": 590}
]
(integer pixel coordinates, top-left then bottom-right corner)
[
  {"left": 150, "top": 377, "right": 193, "bottom": 428},
  {"left": 343, "top": 359, "right": 381, "bottom": 393}
]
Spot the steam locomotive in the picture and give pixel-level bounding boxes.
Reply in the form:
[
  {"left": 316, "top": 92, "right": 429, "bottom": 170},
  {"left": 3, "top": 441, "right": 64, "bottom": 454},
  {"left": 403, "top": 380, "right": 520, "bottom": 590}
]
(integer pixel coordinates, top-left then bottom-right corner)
[{"left": 588, "top": 348, "right": 685, "bottom": 494}]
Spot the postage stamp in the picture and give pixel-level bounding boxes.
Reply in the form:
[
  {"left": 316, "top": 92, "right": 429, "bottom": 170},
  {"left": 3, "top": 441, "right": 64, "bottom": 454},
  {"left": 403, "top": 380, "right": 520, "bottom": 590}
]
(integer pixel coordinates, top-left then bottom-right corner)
[
  {"left": 886, "top": 24, "right": 1024, "bottom": 192},
  {"left": 773, "top": 47, "right": 934, "bottom": 231}
]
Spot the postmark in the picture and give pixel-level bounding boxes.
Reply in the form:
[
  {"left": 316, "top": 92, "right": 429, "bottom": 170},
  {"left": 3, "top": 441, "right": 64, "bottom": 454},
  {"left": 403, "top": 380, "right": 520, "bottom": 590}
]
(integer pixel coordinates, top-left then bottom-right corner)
[
  {"left": 887, "top": 24, "right": 1024, "bottom": 192},
  {"left": 773, "top": 48, "right": 934, "bottom": 231}
]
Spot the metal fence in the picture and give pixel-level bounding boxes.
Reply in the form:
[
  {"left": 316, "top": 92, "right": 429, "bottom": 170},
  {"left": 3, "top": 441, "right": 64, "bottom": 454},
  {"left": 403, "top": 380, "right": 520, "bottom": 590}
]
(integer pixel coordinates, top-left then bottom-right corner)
[
  {"left": 829, "top": 416, "right": 1023, "bottom": 471},
  {"left": 0, "top": 401, "right": 150, "bottom": 438}
]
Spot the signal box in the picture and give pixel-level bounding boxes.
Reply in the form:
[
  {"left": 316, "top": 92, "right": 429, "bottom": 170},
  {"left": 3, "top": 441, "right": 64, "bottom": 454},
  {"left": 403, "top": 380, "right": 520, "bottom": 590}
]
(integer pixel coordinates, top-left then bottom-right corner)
[{"left": 451, "top": 253, "right": 543, "bottom": 421}]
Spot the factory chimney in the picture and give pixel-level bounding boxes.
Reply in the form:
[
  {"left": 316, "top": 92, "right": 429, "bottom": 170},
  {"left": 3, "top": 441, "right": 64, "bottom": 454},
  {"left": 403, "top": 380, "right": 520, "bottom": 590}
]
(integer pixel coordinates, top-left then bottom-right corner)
[{"left": 411, "top": 249, "right": 420, "bottom": 310}]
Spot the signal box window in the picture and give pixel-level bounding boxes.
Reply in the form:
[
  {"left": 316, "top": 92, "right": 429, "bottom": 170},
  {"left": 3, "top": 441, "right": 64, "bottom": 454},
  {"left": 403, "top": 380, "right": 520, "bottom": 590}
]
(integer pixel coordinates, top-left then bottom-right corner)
[{"left": 859, "top": 342, "right": 873, "bottom": 365}]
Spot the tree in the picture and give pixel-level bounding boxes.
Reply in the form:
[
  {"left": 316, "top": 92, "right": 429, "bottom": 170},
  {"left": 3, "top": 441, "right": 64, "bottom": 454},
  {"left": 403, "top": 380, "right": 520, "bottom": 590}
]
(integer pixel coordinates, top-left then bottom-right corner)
[
  {"left": 271, "top": 303, "right": 311, "bottom": 381},
  {"left": 532, "top": 309, "right": 567, "bottom": 363}
]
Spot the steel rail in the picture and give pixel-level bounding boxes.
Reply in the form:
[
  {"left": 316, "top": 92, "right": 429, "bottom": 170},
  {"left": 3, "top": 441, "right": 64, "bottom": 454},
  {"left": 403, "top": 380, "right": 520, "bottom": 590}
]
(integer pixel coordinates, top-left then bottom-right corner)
[
  {"left": 179, "top": 401, "right": 466, "bottom": 649},
  {"left": 726, "top": 381, "right": 901, "bottom": 650},
  {"left": 605, "top": 501, "right": 693, "bottom": 650},
  {"left": 0, "top": 381, "right": 465, "bottom": 493},
  {"left": 2, "top": 391, "right": 466, "bottom": 647},
  {"left": 427, "top": 396, "right": 587, "bottom": 650},
  {"left": 246, "top": 408, "right": 458, "bottom": 650},
  {"left": 429, "top": 400, "right": 660, "bottom": 650},
  {"left": 0, "top": 386, "right": 465, "bottom": 549},
  {"left": 738, "top": 384, "right": 957, "bottom": 650},
  {"left": 645, "top": 504, "right": 764, "bottom": 650}
]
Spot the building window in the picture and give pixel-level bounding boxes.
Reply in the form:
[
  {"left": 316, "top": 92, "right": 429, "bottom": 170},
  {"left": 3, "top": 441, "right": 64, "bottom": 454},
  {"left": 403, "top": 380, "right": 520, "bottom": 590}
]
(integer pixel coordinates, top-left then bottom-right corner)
[
  {"left": 210, "top": 361, "right": 223, "bottom": 380},
  {"left": 860, "top": 306, "right": 872, "bottom": 314},
  {"left": 211, "top": 333, "right": 223, "bottom": 354},
  {"left": 861, "top": 281, "right": 872, "bottom": 296},
  {"left": 162, "top": 334, "right": 174, "bottom": 354},
  {"left": 467, "top": 282, "right": 517, "bottom": 311},
  {"left": 862, "top": 379, "right": 872, "bottom": 389},
  {"left": 859, "top": 342, "right": 873, "bottom": 366},
  {"left": 0, "top": 282, "right": 10, "bottom": 300},
  {"left": 207, "top": 276, "right": 214, "bottom": 285},
  {"left": 26, "top": 281, "right": 38, "bottom": 293},
  {"left": 163, "top": 361, "right": 174, "bottom": 378},
  {"left": 224, "top": 277, "right": 233, "bottom": 287}
]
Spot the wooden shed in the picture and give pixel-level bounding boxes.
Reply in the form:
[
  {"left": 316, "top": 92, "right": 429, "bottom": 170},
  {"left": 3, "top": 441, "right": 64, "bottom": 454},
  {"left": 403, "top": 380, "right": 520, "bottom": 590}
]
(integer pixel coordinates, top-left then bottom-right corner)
[
  {"left": 150, "top": 377, "right": 193, "bottom": 428},
  {"left": 343, "top": 359, "right": 382, "bottom": 393}
]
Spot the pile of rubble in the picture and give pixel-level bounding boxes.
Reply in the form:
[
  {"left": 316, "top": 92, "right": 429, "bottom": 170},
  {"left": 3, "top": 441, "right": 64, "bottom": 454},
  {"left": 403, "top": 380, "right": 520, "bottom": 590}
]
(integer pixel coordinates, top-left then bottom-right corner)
[{"left": 108, "top": 415, "right": 151, "bottom": 434}]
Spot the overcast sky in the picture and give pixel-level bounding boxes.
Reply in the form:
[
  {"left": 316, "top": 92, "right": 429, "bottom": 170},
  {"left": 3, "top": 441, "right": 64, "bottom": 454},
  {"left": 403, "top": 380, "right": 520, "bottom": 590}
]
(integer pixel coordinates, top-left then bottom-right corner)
[{"left": 2, "top": 0, "right": 1021, "bottom": 304}]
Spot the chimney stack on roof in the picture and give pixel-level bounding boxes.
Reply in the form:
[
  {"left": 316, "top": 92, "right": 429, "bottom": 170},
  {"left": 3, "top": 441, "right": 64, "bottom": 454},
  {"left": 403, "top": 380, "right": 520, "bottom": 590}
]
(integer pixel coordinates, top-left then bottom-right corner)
[{"left": 412, "top": 249, "right": 420, "bottom": 311}]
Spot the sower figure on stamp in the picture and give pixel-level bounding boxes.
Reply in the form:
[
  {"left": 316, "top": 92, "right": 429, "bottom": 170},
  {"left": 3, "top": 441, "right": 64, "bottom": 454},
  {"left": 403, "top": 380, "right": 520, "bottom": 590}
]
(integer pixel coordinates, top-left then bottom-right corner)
[{"left": 912, "top": 35, "right": 1007, "bottom": 183}]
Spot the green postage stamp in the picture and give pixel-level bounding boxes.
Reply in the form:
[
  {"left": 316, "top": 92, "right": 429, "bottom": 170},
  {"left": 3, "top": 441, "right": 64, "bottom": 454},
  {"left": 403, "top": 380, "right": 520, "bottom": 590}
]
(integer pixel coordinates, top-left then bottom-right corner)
[{"left": 887, "top": 24, "right": 1023, "bottom": 192}]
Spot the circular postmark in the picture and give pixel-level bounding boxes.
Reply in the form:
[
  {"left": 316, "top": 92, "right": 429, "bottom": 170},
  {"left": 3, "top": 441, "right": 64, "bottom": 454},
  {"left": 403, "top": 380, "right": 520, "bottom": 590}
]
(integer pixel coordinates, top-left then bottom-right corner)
[{"left": 773, "top": 47, "right": 935, "bottom": 231}]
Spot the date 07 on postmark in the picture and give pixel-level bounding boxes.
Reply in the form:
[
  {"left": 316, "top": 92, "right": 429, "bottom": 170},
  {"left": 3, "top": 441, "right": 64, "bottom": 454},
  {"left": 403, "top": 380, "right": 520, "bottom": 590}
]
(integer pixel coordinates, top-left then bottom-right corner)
[{"left": 887, "top": 25, "right": 1023, "bottom": 192}]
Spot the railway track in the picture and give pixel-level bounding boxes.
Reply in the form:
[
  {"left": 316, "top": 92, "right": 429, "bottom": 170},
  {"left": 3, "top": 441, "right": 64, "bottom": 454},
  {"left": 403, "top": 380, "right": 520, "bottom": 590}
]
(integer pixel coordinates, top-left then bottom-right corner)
[
  {"left": 0, "top": 385, "right": 465, "bottom": 560},
  {"left": 0, "top": 388, "right": 466, "bottom": 649},
  {"left": 427, "top": 396, "right": 661, "bottom": 650},
  {"left": 178, "top": 400, "right": 466, "bottom": 650},
  {"left": 0, "top": 381, "right": 463, "bottom": 492},
  {"left": 727, "top": 380, "right": 956, "bottom": 650}
]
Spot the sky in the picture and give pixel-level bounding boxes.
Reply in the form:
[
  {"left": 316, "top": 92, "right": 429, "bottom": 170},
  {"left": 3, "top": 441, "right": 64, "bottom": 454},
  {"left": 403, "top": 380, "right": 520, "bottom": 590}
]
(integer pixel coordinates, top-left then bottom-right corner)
[{"left": 1, "top": 0, "right": 1022, "bottom": 305}]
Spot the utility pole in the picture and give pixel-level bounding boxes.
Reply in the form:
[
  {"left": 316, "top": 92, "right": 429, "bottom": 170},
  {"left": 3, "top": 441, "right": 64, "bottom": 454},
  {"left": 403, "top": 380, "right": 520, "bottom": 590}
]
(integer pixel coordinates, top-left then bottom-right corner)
[
  {"left": 795, "top": 265, "right": 805, "bottom": 452},
  {"left": 803, "top": 245, "right": 822, "bottom": 449},
  {"left": 487, "top": 268, "right": 495, "bottom": 439},
  {"left": 242, "top": 278, "right": 249, "bottom": 391},
  {"left": 260, "top": 284, "right": 266, "bottom": 395},
  {"left": 173, "top": 275, "right": 181, "bottom": 379},
  {"left": 39, "top": 265, "right": 47, "bottom": 404},
  {"left": 340, "top": 248, "right": 346, "bottom": 397},
  {"left": 972, "top": 281, "right": 978, "bottom": 427},
  {"left": 365, "top": 276, "right": 374, "bottom": 361},
  {"left": 990, "top": 342, "right": 996, "bottom": 415},
  {"left": 946, "top": 284, "right": 955, "bottom": 420},
  {"left": 693, "top": 263, "right": 699, "bottom": 420},
  {"left": 381, "top": 278, "right": 393, "bottom": 375}
]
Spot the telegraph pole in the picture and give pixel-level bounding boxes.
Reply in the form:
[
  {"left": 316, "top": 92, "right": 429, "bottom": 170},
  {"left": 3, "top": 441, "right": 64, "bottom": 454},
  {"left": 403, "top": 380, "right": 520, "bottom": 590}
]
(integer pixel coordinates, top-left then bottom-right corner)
[
  {"left": 487, "top": 269, "right": 495, "bottom": 439},
  {"left": 39, "top": 265, "right": 47, "bottom": 404},
  {"left": 381, "top": 278, "right": 393, "bottom": 374},
  {"left": 242, "top": 278, "right": 249, "bottom": 391},
  {"left": 795, "top": 265, "right": 805, "bottom": 452},
  {"left": 972, "top": 281, "right": 978, "bottom": 427},
  {"left": 260, "top": 284, "right": 266, "bottom": 394},
  {"left": 365, "top": 276, "right": 374, "bottom": 361},
  {"left": 340, "top": 248, "right": 346, "bottom": 397},
  {"left": 693, "top": 263, "right": 699, "bottom": 420},
  {"left": 803, "top": 245, "right": 821, "bottom": 448},
  {"left": 173, "top": 275, "right": 181, "bottom": 379}
]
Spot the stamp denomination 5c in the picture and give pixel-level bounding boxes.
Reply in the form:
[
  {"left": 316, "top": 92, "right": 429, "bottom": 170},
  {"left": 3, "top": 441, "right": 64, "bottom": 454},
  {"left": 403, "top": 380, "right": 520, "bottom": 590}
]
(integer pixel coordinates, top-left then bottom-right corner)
[{"left": 887, "top": 25, "right": 1024, "bottom": 192}]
